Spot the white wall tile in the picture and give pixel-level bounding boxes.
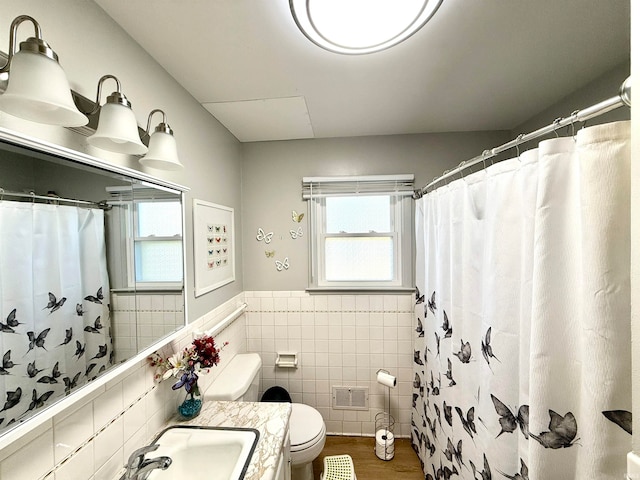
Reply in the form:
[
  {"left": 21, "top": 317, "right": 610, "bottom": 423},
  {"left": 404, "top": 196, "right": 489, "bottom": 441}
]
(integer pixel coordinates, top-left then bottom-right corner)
[
  {"left": 1, "top": 428, "right": 54, "bottom": 480},
  {"left": 93, "top": 417, "right": 123, "bottom": 471},
  {"left": 93, "top": 383, "right": 123, "bottom": 431},
  {"left": 93, "top": 448, "right": 123, "bottom": 480},
  {"left": 54, "top": 441, "right": 94, "bottom": 480},
  {"left": 54, "top": 402, "right": 94, "bottom": 463}
]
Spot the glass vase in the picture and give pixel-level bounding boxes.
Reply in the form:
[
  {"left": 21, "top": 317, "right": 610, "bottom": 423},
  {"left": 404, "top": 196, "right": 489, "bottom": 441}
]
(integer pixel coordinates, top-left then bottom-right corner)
[{"left": 178, "top": 383, "right": 202, "bottom": 419}]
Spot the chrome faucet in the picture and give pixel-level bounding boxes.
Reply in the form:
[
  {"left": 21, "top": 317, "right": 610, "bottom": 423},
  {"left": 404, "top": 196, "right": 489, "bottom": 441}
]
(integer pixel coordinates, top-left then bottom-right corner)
[{"left": 120, "top": 444, "right": 172, "bottom": 480}]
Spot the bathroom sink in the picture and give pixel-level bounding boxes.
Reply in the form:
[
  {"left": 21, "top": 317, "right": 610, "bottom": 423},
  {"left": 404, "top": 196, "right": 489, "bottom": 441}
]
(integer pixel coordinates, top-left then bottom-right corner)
[{"left": 146, "top": 426, "right": 260, "bottom": 480}]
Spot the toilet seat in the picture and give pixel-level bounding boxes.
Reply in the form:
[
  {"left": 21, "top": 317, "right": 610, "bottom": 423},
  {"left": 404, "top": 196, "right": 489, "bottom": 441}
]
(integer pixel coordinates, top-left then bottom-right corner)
[{"left": 290, "top": 403, "right": 325, "bottom": 452}]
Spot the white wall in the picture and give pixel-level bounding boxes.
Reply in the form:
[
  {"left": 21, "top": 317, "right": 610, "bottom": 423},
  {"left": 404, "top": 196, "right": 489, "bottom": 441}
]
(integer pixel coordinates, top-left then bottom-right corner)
[{"left": 0, "top": 1, "right": 245, "bottom": 320}]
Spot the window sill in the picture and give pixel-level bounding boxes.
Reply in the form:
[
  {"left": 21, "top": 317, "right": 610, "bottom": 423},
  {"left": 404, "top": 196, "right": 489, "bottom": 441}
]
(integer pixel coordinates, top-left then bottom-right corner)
[
  {"left": 110, "top": 287, "right": 183, "bottom": 294},
  {"left": 306, "top": 287, "right": 415, "bottom": 295}
]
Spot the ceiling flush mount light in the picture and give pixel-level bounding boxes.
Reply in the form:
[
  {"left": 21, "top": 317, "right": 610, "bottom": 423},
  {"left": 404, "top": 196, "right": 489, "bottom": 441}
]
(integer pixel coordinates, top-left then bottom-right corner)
[
  {"left": 0, "top": 15, "right": 87, "bottom": 126},
  {"left": 86, "top": 75, "right": 148, "bottom": 155},
  {"left": 290, "top": 0, "right": 443, "bottom": 55},
  {"left": 139, "top": 109, "right": 183, "bottom": 171}
]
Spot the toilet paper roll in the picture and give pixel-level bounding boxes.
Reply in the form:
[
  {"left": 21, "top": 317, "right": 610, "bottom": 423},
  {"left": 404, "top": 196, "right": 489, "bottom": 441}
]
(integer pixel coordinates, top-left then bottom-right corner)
[
  {"left": 375, "top": 428, "right": 395, "bottom": 445},
  {"left": 377, "top": 370, "right": 397, "bottom": 388},
  {"left": 375, "top": 429, "right": 395, "bottom": 460}
]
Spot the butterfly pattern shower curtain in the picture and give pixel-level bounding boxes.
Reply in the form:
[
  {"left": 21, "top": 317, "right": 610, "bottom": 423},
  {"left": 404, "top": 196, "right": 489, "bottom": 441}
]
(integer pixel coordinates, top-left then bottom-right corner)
[
  {"left": 412, "top": 121, "right": 631, "bottom": 480},
  {"left": 0, "top": 202, "right": 112, "bottom": 426}
]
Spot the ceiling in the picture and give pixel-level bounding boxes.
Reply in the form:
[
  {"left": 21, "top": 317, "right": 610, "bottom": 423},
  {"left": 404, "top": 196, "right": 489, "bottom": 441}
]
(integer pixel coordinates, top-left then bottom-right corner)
[{"left": 94, "top": 0, "right": 630, "bottom": 142}]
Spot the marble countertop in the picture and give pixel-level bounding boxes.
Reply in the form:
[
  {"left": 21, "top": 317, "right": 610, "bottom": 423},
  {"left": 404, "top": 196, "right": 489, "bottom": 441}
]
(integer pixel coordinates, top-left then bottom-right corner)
[
  {"left": 169, "top": 401, "right": 291, "bottom": 480},
  {"left": 112, "top": 401, "right": 291, "bottom": 480},
  {"left": 172, "top": 401, "right": 291, "bottom": 480}
]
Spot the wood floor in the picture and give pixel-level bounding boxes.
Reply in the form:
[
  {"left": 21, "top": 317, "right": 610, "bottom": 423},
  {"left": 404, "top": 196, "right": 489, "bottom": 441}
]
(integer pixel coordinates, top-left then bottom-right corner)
[{"left": 312, "top": 436, "right": 424, "bottom": 480}]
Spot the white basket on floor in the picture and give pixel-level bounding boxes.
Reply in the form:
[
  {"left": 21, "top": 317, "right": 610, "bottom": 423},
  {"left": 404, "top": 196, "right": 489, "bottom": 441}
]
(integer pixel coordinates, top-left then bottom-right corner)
[{"left": 320, "top": 454, "right": 356, "bottom": 480}]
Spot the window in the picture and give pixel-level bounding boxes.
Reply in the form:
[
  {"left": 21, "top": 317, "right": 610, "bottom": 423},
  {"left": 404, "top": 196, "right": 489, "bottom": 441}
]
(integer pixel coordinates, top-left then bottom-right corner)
[
  {"left": 304, "top": 175, "right": 414, "bottom": 290},
  {"left": 132, "top": 200, "right": 183, "bottom": 285},
  {"left": 106, "top": 184, "right": 184, "bottom": 290}
]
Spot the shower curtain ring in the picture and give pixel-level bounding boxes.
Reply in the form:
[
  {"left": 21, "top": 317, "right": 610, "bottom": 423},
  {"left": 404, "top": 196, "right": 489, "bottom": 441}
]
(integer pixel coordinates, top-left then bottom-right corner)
[
  {"left": 0, "top": 188, "right": 4, "bottom": 201},
  {"left": 569, "top": 110, "right": 580, "bottom": 139},
  {"left": 515, "top": 134, "right": 525, "bottom": 160},
  {"left": 458, "top": 161, "right": 466, "bottom": 180},
  {"left": 552, "top": 118, "right": 562, "bottom": 138},
  {"left": 29, "top": 191, "right": 35, "bottom": 203}
]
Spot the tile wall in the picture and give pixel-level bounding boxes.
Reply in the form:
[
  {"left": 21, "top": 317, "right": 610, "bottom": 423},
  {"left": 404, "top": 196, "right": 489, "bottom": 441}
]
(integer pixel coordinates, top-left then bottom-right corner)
[
  {"left": 0, "top": 294, "right": 246, "bottom": 480},
  {"left": 111, "top": 292, "right": 185, "bottom": 363},
  {"left": 245, "top": 291, "right": 414, "bottom": 437}
]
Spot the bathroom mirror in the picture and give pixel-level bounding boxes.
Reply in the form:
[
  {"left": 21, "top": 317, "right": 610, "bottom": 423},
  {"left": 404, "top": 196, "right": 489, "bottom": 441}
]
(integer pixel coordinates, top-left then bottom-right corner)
[{"left": 0, "top": 127, "right": 188, "bottom": 439}]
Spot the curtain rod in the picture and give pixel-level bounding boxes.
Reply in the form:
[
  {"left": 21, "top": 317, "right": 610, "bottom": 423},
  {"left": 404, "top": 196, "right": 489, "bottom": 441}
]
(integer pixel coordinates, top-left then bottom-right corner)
[
  {"left": 0, "top": 188, "right": 109, "bottom": 209},
  {"left": 415, "top": 76, "right": 632, "bottom": 198}
]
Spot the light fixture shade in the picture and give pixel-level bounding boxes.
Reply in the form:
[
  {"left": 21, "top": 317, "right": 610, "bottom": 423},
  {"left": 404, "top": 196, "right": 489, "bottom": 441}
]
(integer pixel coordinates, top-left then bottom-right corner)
[
  {"left": 0, "top": 49, "right": 88, "bottom": 126},
  {"left": 87, "top": 102, "right": 148, "bottom": 154},
  {"left": 139, "top": 131, "right": 183, "bottom": 170},
  {"left": 290, "top": 0, "right": 443, "bottom": 54}
]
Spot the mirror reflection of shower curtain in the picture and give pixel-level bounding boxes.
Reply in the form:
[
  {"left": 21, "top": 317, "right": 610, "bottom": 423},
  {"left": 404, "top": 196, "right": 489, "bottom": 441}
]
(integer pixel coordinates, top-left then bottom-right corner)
[
  {"left": 0, "top": 202, "right": 112, "bottom": 426},
  {"left": 413, "top": 121, "right": 631, "bottom": 480}
]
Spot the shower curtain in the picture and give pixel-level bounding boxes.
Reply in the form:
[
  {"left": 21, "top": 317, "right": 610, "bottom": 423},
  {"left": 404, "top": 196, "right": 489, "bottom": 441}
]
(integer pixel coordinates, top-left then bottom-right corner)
[
  {"left": 412, "top": 121, "right": 631, "bottom": 480},
  {"left": 0, "top": 202, "right": 112, "bottom": 426}
]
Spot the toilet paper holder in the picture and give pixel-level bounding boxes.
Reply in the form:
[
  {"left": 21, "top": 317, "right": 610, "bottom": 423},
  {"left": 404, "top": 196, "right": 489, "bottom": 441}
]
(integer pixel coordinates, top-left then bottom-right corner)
[{"left": 275, "top": 352, "right": 298, "bottom": 368}]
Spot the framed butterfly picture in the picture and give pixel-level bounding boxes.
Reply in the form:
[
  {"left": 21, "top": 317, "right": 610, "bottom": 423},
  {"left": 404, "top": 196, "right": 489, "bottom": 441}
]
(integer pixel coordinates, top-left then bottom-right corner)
[{"left": 193, "top": 199, "right": 235, "bottom": 296}]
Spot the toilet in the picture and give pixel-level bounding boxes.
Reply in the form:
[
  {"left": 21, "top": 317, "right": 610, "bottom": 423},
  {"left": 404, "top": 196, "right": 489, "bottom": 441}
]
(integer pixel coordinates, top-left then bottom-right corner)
[{"left": 204, "top": 353, "right": 326, "bottom": 480}]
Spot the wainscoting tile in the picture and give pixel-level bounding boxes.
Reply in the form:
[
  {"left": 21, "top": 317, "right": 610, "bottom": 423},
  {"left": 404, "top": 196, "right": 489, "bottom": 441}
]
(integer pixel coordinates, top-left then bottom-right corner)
[
  {"left": 93, "top": 383, "right": 123, "bottom": 432},
  {"left": 53, "top": 402, "right": 94, "bottom": 463},
  {"left": 1, "top": 428, "right": 54, "bottom": 480},
  {"left": 54, "top": 441, "right": 94, "bottom": 480}
]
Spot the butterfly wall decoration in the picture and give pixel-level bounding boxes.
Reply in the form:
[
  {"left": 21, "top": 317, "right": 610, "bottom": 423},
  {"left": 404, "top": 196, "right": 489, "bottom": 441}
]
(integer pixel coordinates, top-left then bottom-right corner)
[
  {"left": 256, "top": 227, "right": 274, "bottom": 244},
  {"left": 265, "top": 250, "right": 275, "bottom": 258},
  {"left": 292, "top": 210, "right": 304, "bottom": 223},
  {"left": 275, "top": 257, "right": 290, "bottom": 271},
  {"left": 289, "top": 227, "right": 303, "bottom": 239}
]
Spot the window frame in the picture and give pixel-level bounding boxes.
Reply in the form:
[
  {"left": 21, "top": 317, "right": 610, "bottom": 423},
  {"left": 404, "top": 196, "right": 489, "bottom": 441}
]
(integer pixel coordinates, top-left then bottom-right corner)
[
  {"left": 126, "top": 198, "right": 184, "bottom": 290},
  {"left": 305, "top": 175, "right": 414, "bottom": 292}
]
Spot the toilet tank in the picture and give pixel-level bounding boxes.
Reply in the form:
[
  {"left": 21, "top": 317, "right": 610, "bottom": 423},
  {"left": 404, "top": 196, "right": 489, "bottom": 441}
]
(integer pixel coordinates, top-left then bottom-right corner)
[{"left": 203, "top": 353, "right": 262, "bottom": 402}]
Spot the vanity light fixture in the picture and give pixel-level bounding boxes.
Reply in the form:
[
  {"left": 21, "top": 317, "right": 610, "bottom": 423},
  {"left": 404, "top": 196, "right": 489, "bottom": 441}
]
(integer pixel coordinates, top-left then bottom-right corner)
[
  {"left": 86, "top": 75, "right": 148, "bottom": 155},
  {"left": 289, "top": 0, "right": 443, "bottom": 55},
  {"left": 139, "top": 109, "right": 183, "bottom": 171},
  {"left": 0, "top": 15, "right": 88, "bottom": 126}
]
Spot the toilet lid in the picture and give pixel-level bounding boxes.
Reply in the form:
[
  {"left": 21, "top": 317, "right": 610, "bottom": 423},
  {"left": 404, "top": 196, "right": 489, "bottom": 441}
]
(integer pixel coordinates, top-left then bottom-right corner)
[{"left": 290, "top": 403, "right": 325, "bottom": 451}]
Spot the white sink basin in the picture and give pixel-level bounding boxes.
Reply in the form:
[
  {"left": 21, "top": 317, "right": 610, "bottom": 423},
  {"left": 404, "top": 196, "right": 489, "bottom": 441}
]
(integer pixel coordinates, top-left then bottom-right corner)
[{"left": 147, "top": 426, "right": 260, "bottom": 480}]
